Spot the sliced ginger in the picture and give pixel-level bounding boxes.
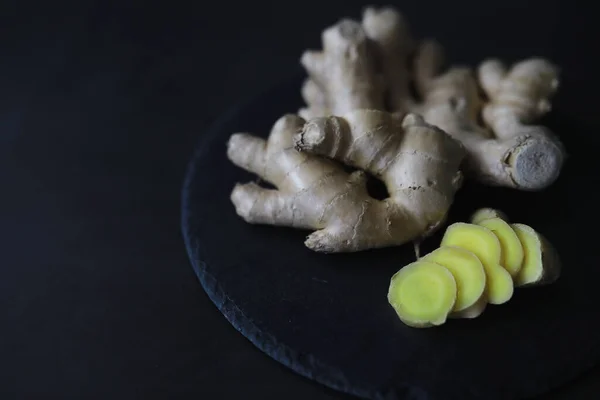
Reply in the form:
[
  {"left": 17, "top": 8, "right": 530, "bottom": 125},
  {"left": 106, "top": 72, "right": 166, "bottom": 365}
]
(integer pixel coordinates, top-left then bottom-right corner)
[
  {"left": 388, "top": 261, "right": 457, "bottom": 328},
  {"left": 471, "top": 208, "right": 507, "bottom": 225},
  {"left": 512, "top": 223, "right": 561, "bottom": 287},
  {"left": 421, "top": 246, "right": 487, "bottom": 318},
  {"left": 441, "top": 223, "right": 514, "bottom": 305},
  {"left": 476, "top": 217, "right": 524, "bottom": 278},
  {"left": 470, "top": 207, "right": 562, "bottom": 287},
  {"left": 388, "top": 212, "right": 561, "bottom": 328}
]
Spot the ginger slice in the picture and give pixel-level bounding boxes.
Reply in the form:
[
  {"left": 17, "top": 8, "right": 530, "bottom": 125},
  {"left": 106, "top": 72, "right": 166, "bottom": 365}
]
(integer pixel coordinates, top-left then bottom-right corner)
[
  {"left": 361, "top": 6, "right": 416, "bottom": 113},
  {"left": 388, "top": 261, "right": 457, "bottom": 328},
  {"left": 421, "top": 246, "right": 487, "bottom": 318},
  {"left": 471, "top": 207, "right": 508, "bottom": 224},
  {"left": 512, "top": 223, "right": 561, "bottom": 287},
  {"left": 441, "top": 223, "right": 514, "bottom": 305},
  {"left": 294, "top": 111, "right": 465, "bottom": 249},
  {"left": 476, "top": 217, "right": 524, "bottom": 278}
]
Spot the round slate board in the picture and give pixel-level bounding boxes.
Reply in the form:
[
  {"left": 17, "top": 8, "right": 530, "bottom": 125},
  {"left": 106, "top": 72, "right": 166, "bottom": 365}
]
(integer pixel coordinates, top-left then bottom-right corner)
[{"left": 181, "top": 71, "right": 600, "bottom": 400}]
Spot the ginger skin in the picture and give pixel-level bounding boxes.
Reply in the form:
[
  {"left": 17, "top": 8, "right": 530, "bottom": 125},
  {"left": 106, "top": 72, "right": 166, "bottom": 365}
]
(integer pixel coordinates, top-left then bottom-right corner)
[
  {"left": 228, "top": 113, "right": 464, "bottom": 253},
  {"left": 230, "top": 16, "right": 466, "bottom": 253},
  {"left": 300, "top": 7, "right": 566, "bottom": 191},
  {"left": 361, "top": 6, "right": 416, "bottom": 112}
]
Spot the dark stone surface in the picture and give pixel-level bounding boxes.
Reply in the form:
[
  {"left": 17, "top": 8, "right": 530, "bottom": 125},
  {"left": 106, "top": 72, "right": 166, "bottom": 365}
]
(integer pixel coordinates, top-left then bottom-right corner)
[{"left": 2, "top": 1, "right": 600, "bottom": 399}]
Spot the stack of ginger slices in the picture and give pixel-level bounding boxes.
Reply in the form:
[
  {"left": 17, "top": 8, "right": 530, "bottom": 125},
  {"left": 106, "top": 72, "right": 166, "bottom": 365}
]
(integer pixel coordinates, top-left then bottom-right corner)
[{"left": 387, "top": 208, "right": 561, "bottom": 328}]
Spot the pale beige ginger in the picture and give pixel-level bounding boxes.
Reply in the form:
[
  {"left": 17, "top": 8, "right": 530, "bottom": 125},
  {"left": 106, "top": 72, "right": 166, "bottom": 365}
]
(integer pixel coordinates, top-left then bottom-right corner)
[
  {"left": 361, "top": 6, "right": 416, "bottom": 112},
  {"left": 300, "top": 7, "right": 416, "bottom": 118},
  {"left": 477, "top": 58, "right": 566, "bottom": 189},
  {"left": 294, "top": 110, "right": 465, "bottom": 243},
  {"left": 227, "top": 112, "right": 465, "bottom": 253},
  {"left": 411, "top": 40, "right": 566, "bottom": 190},
  {"left": 299, "top": 6, "right": 566, "bottom": 190},
  {"left": 299, "top": 18, "right": 384, "bottom": 120}
]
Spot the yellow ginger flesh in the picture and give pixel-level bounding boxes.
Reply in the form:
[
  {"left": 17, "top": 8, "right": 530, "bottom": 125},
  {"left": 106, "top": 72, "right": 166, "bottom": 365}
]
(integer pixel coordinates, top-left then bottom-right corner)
[
  {"left": 441, "top": 223, "right": 514, "bottom": 305},
  {"left": 512, "top": 223, "right": 561, "bottom": 287},
  {"left": 388, "top": 261, "right": 457, "bottom": 328},
  {"left": 477, "top": 217, "right": 524, "bottom": 278},
  {"left": 469, "top": 208, "right": 562, "bottom": 287},
  {"left": 471, "top": 208, "right": 507, "bottom": 224},
  {"left": 421, "top": 246, "right": 487, "bottom": 318}
]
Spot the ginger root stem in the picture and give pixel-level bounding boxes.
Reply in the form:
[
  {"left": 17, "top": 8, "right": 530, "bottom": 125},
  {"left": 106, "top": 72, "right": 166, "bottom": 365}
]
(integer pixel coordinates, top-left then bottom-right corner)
[
  {"left": 298, "top": 7, "right": 566, "bottom": 191},
  {"left": 476, "top": 217, "right": 524, "bottom": 278},
  {"left": 299, "top": 19, "right": 384, "bottom": 119}
]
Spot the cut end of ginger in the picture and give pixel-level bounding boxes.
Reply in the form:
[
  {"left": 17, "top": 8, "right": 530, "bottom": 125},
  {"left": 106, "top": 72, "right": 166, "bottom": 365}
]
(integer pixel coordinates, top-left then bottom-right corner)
[
  {"left": 512, "top": 223, "right": 561, "bottom": 287},
  {"left": 441, "top": 222, "right": 514, "bottom": 305},
  {"left": 421, "top": 246, "right": 486, "bottom": 313},
  {"left": 388, "top": 261, "right": 457, "bottom": 328},
  {"left": 477, "top": 217, "right": 524, "bottom": 278}
]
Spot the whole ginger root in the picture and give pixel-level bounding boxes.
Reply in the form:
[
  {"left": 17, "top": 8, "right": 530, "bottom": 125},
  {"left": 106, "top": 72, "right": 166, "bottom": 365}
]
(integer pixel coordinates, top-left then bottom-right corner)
[
  {"left": 226, "top": 7, "right": 566, "bottom": 253},
  {"left": 227, "top": 20, "right": 466, "bottom": 253},
  {"left": 228, "top": 112, "right": 464, "bottom": 253},
  {"left": 299, "top": 6, "right": 566, "bottom": 191}
]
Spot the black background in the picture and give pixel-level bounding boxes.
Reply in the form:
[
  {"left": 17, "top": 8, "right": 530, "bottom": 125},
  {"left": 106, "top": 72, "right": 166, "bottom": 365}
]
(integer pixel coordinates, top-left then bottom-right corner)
[{"left": 1, "top": 0, "right": 599, "bottom": 399}]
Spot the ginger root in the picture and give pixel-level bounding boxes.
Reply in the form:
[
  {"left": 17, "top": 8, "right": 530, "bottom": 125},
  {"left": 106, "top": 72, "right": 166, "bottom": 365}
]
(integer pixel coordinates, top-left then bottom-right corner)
[
  {"left": 440, "top": 223, "right": 514, "bottom": 305},
  {"left": 413, "top": 41, "right": 566, "bottom": 190},
  {"left": 299, "top": 6, "right": 566, "bottom": 191},
  {"left": 421, "top": 246, "right": 487, "bottom": 318},
  {"left": 388, "top": 260, "right": 457, "bottom": 328},
  {"left": 294, "top": 110, "right": 465, "bottom": 244},
  {"left": 476, "top": 58, "right": 566, "bottom": 189},
  {"left": 227, "top": 112, "right": 465, "bottom": 253}
]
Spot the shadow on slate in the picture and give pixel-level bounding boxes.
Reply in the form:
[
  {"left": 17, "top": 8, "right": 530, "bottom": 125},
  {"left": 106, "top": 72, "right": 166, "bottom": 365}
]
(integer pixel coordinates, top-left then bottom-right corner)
[{"left": 181, "top": 70, "right": 600, "bottom": 400}]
